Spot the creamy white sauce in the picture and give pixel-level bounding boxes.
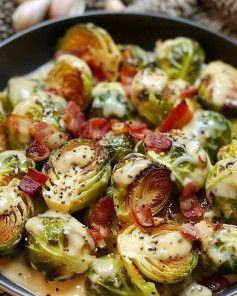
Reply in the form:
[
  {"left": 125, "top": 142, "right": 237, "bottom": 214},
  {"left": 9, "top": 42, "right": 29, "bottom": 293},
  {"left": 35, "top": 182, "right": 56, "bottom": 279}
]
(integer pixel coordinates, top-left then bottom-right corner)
[
  {"left": 57, "top": 55, "right": 92, "bottom": 78},
  {"left": 179, "top": 282, "right": 212, "bottom": 296}
]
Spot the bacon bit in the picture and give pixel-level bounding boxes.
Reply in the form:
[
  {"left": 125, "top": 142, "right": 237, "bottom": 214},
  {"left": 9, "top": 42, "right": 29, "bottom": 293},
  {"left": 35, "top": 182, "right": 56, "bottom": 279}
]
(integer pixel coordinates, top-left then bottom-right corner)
[
  {"left": 19, "top": 168, "right": 48, "bottom": 195},
  {"left": 180, "top": 223, "right": 202, "bottom": 241},
  {"left": 120, "top": 67, "right": 137, "bottom": 97},
  {"left": 180, "top": 86, "right": 197, "bottom": 98},
  {"left": 80, "top": 118, "right": 111, "bottom": 141},
  {"left": 87, "top": 229, "right": 104, "bottom": 243},
  {"left": 201, "top": 275, "right": 229, "bottom": 295},
  {"left": 87, "top": 59, "right": 107, "bottom": 82},
  {"left": 132, "top": 204, "right": 168, "bottom": 229},
  {"left": 26, "top": 139, "right": 50, "bottom": 161},
  {"left": 64, "top": 101, "right": 86, "bottom": 137},
  {"left": 179, "top": 180, "right": 204, "bottom": 220},
  {"left": 111, "top": 119, "right": 129, "bottom": 134},
  {"left": 128, "top": 122, "right": 153, "bottom": 140},
  {"left": 44, "top": 88, "right": 57, "bottom": 95},
  {"left": 89, "top": 197, "right": 114, "bottom": 238},
  {"left": 143, "top": 133, "right": 172, "bottom": 151},
  {"left": 157, "top": 100, "right": 193, "bottom": 133},
  {"left": 205, "top": 219, "right": 223, "bottom": 231}
]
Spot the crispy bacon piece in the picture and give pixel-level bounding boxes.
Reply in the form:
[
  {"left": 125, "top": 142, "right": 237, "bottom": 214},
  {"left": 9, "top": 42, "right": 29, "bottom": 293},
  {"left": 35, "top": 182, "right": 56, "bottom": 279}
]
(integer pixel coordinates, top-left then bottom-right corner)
[
  {"left": 180, "top": 223, "right": 202, "bottom": 241},
  {"left": 87, "top": 59, "right": 107, "bottom": 82},
  {"left": 144, "top": 133, "right": 172, "bottom": 151},
  {"left": 26, "top": 139, "right": 50, "bottom": 161},
  {"left": 80, "top": 118, "right": 111, "bottom": 141},
  {"left": 110, "top": 119, "right": 129, "bottom": 134},
  {"left": 157, "top": 100, "right": 193, "bottom": 133},
  {"left": 87, "top": 229, "right": 104, "bottom": 243},
  {"left": 19, "top": 168, "right": 48, "bottom": 195},
  {"left": 201, "top": 275, "right": 229, "bottom": 295},
  {"left": 89, "top": 197, "right": 114, "bottom": 237},
  {"left": 180, "top": 86, "right": 197, "bottom": 98},
  {"left": 179, "top": 180, "right": 204, "bottom": 219},
  {"left": 64, "top": 101, "right": 86, "bottom": 137},
  {"left": 128, "top": 122, "right": 152, "bottom": 140}
]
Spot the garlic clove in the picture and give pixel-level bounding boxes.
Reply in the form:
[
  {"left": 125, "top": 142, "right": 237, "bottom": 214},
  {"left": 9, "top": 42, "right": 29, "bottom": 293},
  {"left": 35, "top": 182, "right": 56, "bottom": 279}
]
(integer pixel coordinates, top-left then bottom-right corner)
[
  {"left": 104, "top": 0, "right": 125, "bottom": 11},
  {"left": 13, "top": 0, "right": 50, "bottom": 32},
  {"left": 48, "top": 0, "right": 86, "bottom": 19}
]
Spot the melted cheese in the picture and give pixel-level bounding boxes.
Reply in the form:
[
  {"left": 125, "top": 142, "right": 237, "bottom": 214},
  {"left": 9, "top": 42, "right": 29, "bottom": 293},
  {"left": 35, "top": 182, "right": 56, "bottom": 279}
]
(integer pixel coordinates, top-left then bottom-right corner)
[{"left": 179, "top": 282, "right": 212, "bottom": 296}]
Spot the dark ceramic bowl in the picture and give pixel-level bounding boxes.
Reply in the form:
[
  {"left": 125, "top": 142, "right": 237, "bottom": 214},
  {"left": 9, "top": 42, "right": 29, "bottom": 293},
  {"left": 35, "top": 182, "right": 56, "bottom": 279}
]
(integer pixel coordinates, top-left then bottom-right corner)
[{"left": 1, "top": 11, "right": 237, "bottom": 296}]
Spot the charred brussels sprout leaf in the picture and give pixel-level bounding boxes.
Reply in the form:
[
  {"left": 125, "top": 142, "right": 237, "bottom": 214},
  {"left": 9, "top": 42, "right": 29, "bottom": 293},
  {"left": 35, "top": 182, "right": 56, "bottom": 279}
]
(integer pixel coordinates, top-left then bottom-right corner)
[
  {"left": 112, "top": 153, "right": 175, "bottom": 222},
  {"left": 0, "top": 178, "right": 33, "bottom": 254},
  {"left": 90, "top": 82, "right": 135, "bottom": 119},
  {"left": 182, "top": 110, "right": 231, "bottom": 163},
  {"left": 146, "top": 133, "right": 212, "bottom": 191},
  {"left": 117, "top": 219, "right": 199, "bottom": 283},
  {"left": 206, "top": 158, "right": 237, "bottom": 223},
  {"left": 25, "top": 211, "right": 95, "bottom": 281},
  {"left": 86, "top": 255, "right": 158, "bottom": 296},
  {"left": 131, "top": 68, "right": 172, "bottom": 125},
  {"left": 155, "top": 37, "right": 205, "bottom": 83},
  {"left": 198, "top": 61, "right": 237, "bottom": 114},
  {"left": 45, "top": 55, "right": 92, "bottom": 110},
  {"left": 0, "top": 150, "right": 35, "bottom": 186},
  {"left": 42, "top": 139, "right": 111, "bottom": 213}
]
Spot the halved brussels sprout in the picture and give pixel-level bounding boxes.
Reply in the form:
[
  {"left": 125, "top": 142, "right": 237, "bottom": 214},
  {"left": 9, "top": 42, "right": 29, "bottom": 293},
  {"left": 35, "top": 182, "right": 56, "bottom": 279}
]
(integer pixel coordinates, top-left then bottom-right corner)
[
  {"left": 112, "top": 153, "right": 175, "bottom": 222},
  {"left": 99, "top": 132, "right": 135, "bottom": 165},
  {"left": 217, "top": 139, "right": 237, "bottom": 160},
  {"left": 57, "top": 23, "right": 121, "bottom": 81},
  {"left": 86, "top": 254, "right": 159, "bottom": 296},
  {"left": 182, "top": 109, "right": 231, "bottom": 163},
  {"left": 130, "top": 68, "right": 172, "bottom": 125},
  {"left": 45, "top": 55, "right": 92, "bottom": 110},
  {"left": 42, "top": 139, "right": 111, "bottom": 213},
  {"left": 7, "top": 76, "right": 43, "bottom": 109},
  {"left": 0, "top": 113, "right": 8, "bottom": 152},
  {"left": 146, "top": 133, "right": 212, "bottom": 191},
  {"left": 117, "top": 219, "right": 199, "bottom": 283},
  {"left": 0, "top": 150, "right": 35, "bottom": 186},
  {"left": 0, "top": 178, "right": 33, "bottom": 254},
  {"left": 89, "top": 82, "right": 135, "bottom": 119},
  {"left": 12, "top": 91, "right": 67, "bottom": 131},
  {"left": 25, "top": 210, "right": 95, "bottom": 281},
  {"left": 198, "top": 61, "right": 237, "bottom": 114},
  {"left": 197, "top": 220, "right": 237, "bottom": 274},
  {"left": 206, "top": 158, "right": 237, "bottom": 223},
  {"left": 155, "top": 37, "right": 205, "bottom": 83}
]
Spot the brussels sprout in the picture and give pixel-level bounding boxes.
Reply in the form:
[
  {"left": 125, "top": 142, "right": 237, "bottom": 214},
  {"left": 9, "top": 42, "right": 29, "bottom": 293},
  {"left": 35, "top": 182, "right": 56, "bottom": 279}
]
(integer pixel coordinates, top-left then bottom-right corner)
[
  {"left": 217, "top": 139, "right": 237, "bottom": 160},
  {"left": 133, "top": 140, "right": 145, "bottom": 154},
  {"left": 12, "top": 91, "right": 67, "bottom": 131},
  {"left": 89, "top": 82, "right": 135, "bottom": 119},
  {"left": 112, "top": 153, "right": 175, "bottom": 222},
  {"left": 99, "top": 132, "right": 135, "bottom": 165},
  {"left": 0, "top": 113, "right": 8, "bottom": 152},
  {"left": 0, "top": 150, "right": 35, "bottom": 186},
  {"left": 45, "top": 55, "right": 92, "bottom": 110},
  {"left": 146, "top": 133, "right": 212, "bottom": 191},
  {"left": 42, "top": 139, "right": 111, "bottom": 213},
  {"left": 25, "top": 210, "right": 96, "bottom": 281},
  {"left": 197, "top": 220, "right": 237, "bottom": 274},
  {"left": 0, "top": 178, "right": 33, "bottom": 254},
  {"left": 118, "top": 44, "right": 150, "bottom": 69},
  {"left": 155, "top": 37, "right": 205, "bottom": 83},
  {"left": 229, "top": 117, "right": 237, "bottom": 139},
  {"left": 182, "top": 109, "right": 231, "bottom": 163},
  {"left": 198, "top": 61, "right": 237, "bottom": 114},
  {"left": 130, "top": 68, "right": 172, "bottom": 125},
  {"left": 117, "top": 219, "right": 199, "bottom": 283},
  {"left": 86, "top": 254, "right": 159, "bottom": 296},
  {"left": 206, "top": 158, "right": 237, "bottom": 223},
  {"left": 57, "top": 23, "right": 121, "bottom": 81},
  {"left": 7, "top": 77, "right": 43, "bottom": 109}
]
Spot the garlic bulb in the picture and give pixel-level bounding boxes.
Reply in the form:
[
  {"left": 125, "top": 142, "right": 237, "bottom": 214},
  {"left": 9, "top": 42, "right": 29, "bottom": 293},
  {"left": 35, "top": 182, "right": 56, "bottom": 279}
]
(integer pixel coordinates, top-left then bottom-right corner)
[
  {"left": 13, "top": 0, "right": 50, "bottom": 32},
  {"left": 104, "top": 0, "right": 125, "bottom": 11},
  {"left": 48, "top": 0, "right": 86, "bottom": 19}
]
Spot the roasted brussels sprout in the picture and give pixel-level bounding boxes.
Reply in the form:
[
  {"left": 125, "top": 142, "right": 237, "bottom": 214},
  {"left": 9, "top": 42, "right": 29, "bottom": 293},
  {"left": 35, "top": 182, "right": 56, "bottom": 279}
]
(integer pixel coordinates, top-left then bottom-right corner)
[
  {"left": 146, "top": 133, "right": 212, "bottom": 191},
  {"left": 86, "top": 254, "right": 159, "bottom": 296},
  {"left": 42, "top": 139, "right": 111, "bottom": 213},
  {"left": 131, "top": 68, "right": 172, "bottom": 125},
  {"left": 112, "top": 153, "right": 174, "bottom": 222},
  {"left": 206, "top": 158, "right": 237, "bottom": 223},
  {"left": 217, "top": 139, "right": 237, "bottom": 160},
  {"left": 45, "top": 55, "right": 92, "bottom": 110},
  {"left": 7, "top": 76, "right": 43, "bottom": 109},
  {"left": 0, "top": 178, "right": 33, "bottom": 254},
  {"left": 197, "top": 220, "right": 237, "bottom": 274},
  {"left": 198, "top": 61, "right": 237, "bottom": 114},
  {"left": 118, "top": 219, "right": 199, "bottom": 283},
  {"left": 0, "top": 113, "right": 8, "bottom": 152},
  {"left": 57, "top": 23, "right": 121, "bottom": 81},
  {"left": 25, "top": 210, "right": 96, "bottom": 281},
  {"left": 0, "top": 150, "right": 35, "bottom": 186},
  {"left": 155, "top": 37, "right": 205, "bottom": 83},
  {"left": 89, "top": 82, "right": 135, "bottom": 119},
  {"left": 99, "top": 132, "right": 134, "bottom": 165},
  {"left": 182, "top": 109, "right": 231, "bottom": 163}
]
